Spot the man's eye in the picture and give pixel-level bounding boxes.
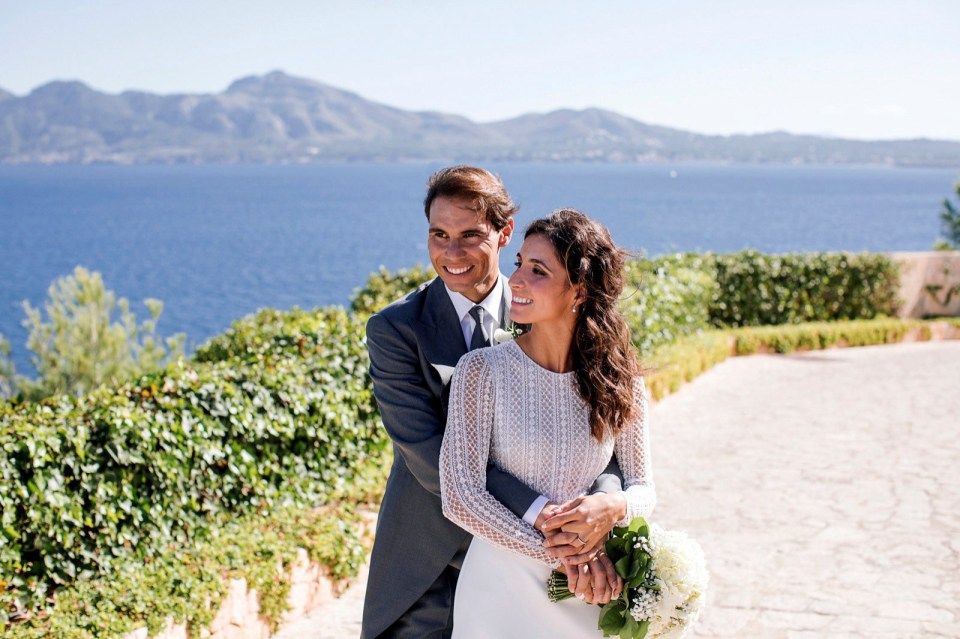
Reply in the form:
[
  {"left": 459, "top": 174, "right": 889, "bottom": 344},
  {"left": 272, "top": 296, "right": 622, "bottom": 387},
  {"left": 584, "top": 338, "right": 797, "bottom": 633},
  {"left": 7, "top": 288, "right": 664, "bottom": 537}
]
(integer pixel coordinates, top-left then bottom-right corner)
[{"left": 513, "top": 260, "right": 521, "bottom": 268}]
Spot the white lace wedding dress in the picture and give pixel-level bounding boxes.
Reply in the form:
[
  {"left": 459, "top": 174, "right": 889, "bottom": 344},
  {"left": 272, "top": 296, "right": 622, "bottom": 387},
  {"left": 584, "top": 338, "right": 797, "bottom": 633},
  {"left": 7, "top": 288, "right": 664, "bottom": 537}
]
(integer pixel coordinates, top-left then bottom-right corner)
[{"left": 439, "top": 340, "right": 656, "bottom": 638}]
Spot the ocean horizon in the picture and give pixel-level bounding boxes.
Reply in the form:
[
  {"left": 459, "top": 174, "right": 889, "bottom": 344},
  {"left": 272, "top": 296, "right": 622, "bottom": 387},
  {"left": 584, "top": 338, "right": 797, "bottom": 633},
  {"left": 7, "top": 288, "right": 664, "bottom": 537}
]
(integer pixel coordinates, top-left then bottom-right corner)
[{"left": 2, "top": 162, "right": 956, "bottom": 377}]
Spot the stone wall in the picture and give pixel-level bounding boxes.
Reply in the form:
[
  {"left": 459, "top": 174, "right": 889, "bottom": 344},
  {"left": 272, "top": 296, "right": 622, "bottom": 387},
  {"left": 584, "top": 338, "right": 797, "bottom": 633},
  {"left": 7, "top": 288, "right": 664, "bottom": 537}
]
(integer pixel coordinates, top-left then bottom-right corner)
[
  {"left": 893, "top": 251, "right": 960, "bottom": 318},
  {"left": 121, "top": 548, "right": 343, "bottom": 639}
]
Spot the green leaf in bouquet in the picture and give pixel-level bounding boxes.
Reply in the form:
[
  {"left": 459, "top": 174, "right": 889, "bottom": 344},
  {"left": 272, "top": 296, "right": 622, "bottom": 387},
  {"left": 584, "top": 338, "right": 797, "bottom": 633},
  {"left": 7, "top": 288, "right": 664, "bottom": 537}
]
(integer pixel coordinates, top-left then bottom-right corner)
[
  {"left": 599, "top": 599, "right": 627, "bottom": 636},
  {"left": 615, "top": 554, "right": 632, "bottom": 578},
  {"left": 604, "top": 537, "right": 622, "bottom": 557},
  {"left": 620, "top": 615, "right": 640, "bottom": 639},
  {"left": 636, "top": 619, "right": 650, "bottom": 639},
  {"left": 623, "top": 557, "right": 644, "bottom": 580},
  {"left": 628, "top": 517, "right": 648, "bottom": 534}
]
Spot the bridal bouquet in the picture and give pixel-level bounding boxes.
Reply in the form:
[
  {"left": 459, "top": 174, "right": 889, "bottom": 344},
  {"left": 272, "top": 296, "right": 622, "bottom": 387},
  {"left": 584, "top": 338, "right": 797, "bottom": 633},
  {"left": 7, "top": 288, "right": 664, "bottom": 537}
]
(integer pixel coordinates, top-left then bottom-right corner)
[{"left": 547, "top": 518, "right": 708, "bottom": 639}]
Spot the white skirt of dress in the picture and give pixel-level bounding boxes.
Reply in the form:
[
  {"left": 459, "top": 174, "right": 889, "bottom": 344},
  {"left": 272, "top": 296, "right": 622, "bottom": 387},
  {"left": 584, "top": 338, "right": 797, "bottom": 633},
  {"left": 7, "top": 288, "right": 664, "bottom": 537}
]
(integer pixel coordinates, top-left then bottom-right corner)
[{"left": 453, "top": 537, "right": 602, "bottom": 638}]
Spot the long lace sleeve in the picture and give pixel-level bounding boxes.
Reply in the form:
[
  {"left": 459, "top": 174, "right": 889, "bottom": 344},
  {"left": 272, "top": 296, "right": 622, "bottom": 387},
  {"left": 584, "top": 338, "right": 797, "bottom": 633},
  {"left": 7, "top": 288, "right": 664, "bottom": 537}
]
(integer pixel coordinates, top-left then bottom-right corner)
[
  {"left": 440, "top": 350, "right": 558, "bottom": 566},
  {"left": 614, "top": 376, "right": 657, "bottom": 526}
]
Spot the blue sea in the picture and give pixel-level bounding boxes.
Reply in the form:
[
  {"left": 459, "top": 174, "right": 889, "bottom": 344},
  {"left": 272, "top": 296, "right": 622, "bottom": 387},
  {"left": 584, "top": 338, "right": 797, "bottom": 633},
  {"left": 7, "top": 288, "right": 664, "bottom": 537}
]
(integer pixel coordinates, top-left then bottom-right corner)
[{"left": 1, "top": 162, "right": 956, "bottom": 376}]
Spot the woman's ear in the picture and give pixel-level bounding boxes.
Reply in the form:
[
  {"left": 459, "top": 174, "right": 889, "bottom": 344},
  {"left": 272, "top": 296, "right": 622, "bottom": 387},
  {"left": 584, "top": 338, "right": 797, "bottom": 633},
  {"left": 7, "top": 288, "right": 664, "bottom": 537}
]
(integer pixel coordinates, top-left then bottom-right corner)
[{"left": 573, "top": 285, "right": 586, "bottom": 307}]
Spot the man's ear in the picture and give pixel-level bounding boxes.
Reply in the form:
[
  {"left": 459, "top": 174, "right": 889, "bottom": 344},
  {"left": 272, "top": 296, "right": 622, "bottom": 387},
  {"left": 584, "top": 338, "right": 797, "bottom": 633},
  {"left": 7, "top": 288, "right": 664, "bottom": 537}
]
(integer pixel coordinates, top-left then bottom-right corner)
[{"left": 498, "top": 218, "right": 515, "bottom": 248}]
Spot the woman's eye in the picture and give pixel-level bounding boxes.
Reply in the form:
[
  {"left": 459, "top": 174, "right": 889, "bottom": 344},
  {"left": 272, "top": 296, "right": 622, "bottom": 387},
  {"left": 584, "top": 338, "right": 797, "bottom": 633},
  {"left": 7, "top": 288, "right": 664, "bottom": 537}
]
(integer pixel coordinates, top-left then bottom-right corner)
[{"left": 533, "top": 268, "right": 545, "bottom": 276}]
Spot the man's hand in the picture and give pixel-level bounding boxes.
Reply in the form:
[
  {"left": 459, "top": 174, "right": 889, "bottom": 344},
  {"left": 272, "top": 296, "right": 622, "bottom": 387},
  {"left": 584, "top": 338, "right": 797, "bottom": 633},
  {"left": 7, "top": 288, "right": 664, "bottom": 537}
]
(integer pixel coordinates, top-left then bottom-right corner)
[
  {"left": 542, "top": 492, "right": 626, "bottom": 563},
  {"left": 562, "top": 552, "right": 623, "bottom": 604},
  {"left": 533, "top": 501, "right": 562, "bottom": 532}
]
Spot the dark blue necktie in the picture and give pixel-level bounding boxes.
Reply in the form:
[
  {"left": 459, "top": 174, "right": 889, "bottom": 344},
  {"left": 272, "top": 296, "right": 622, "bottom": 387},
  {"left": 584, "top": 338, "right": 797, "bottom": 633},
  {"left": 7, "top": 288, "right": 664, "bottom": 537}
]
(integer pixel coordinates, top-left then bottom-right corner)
[{"left": 468, "top": 306, "right": 489, "bottom": 350}]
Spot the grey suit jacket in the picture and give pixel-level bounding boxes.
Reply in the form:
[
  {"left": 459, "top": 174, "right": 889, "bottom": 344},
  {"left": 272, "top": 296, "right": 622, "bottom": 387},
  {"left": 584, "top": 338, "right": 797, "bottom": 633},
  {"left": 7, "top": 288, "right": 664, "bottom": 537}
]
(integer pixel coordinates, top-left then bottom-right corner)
[{"left": 360, "top": 275, "right": 621, "bottom": 638}]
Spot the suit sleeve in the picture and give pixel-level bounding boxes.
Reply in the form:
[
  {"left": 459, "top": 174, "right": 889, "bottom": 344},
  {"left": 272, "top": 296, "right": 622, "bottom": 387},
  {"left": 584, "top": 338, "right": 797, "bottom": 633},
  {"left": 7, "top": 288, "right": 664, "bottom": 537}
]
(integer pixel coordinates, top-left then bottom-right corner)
[
  {"left": 592, "top": 455, "right": 625, "bottom": 494},
  {"left": 366, "top": 312, "right": 539, "bottom": 515}
]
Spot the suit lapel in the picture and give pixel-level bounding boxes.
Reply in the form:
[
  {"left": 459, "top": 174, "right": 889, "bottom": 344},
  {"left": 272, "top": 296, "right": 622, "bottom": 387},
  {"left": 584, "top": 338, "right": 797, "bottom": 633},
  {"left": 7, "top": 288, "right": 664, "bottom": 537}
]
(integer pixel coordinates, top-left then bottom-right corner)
[
  {"left": 499, "top": 273, "right": 512, "bottom": 329},
  {"left": 418, "top": 278, "right": 467, "bottom": 391}
]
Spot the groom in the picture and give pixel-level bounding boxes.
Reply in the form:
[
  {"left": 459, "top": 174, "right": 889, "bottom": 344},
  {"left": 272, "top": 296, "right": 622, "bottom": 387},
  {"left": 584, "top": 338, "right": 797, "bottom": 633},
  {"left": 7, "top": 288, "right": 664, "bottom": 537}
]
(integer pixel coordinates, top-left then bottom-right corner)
[{"left": 361, "top": 166, "right": 623, "bottom": 638}]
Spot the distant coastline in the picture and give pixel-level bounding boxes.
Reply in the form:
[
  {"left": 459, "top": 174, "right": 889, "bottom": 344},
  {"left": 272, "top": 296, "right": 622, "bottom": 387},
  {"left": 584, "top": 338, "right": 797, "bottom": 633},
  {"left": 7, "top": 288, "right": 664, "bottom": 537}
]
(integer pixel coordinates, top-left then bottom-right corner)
[{"left": 2, "top": 71, "right": 959, "bottom": 167}]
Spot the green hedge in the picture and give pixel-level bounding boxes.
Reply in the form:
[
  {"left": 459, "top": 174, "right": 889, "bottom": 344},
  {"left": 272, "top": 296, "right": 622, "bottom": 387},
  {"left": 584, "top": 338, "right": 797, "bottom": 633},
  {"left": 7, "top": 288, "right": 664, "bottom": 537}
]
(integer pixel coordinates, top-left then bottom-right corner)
[
  {"left": 621, "top": 254, "right": 716, "bottom": 357},
  {"left": 350, "top": 264, "right": 436, "bottom": 319},
  {"left": 708, "top": 251, "right": 900, "bottom": 327},
  {"left": 0, "top": 307, "right": 386, "bottom": 618},
  {"left": 643, "top": 331, "right": 732, "bottom": 400},
  {"left": 731, "top": 318, "right": 929, "bottom": 355},
  {"left": 343, "top": 252, "right": 901, "bottom": 357},
  {"left": 643, "top": 318, "right": 944, "bottom": 401}
]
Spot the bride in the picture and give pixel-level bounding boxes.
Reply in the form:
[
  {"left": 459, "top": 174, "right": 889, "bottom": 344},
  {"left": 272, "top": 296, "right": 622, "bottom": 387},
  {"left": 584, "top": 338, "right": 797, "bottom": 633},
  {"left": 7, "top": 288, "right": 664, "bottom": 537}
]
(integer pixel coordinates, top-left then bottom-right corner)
[{"left": 439, "top": 208, "right": 656, "bottom": 637}]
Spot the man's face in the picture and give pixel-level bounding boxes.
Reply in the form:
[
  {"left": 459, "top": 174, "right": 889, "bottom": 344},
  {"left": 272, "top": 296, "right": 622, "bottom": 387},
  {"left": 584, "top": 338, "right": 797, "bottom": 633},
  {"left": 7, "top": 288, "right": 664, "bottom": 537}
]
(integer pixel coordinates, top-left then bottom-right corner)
[{"left": 428, "top": 196, "right": 514, "bottom": 303}]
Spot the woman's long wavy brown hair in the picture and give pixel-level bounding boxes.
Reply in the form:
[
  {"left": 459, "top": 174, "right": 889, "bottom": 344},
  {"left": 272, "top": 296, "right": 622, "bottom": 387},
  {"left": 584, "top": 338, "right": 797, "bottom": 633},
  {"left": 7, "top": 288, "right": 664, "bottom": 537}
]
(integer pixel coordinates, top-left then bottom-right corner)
[{"left": 525, "top": 209, "right": 640, "bottom": 441}]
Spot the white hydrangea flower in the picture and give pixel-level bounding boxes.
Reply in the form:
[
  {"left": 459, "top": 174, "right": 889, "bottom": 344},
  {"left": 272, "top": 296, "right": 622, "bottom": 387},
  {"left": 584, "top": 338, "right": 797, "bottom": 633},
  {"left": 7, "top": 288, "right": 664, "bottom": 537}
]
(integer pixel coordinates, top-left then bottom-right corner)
[{"left": 628, "top": 524, "right": 708, "bottom": 639}]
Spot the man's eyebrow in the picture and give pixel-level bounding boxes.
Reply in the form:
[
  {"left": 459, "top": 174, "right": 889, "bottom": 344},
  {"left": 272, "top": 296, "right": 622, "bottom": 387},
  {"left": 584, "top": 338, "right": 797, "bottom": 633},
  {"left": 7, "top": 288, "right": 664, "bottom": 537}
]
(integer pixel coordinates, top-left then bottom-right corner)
[{"left": 429, "top": 224, "right": 486, "bottom": 234}]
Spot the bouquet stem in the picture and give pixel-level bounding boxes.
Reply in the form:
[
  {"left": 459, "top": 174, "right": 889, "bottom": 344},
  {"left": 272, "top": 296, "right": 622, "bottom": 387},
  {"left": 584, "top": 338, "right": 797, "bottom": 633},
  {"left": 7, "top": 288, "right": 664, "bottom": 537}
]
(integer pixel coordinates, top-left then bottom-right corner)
[{"left": 547, "top": 570, "right": 576, "bottom": 603}]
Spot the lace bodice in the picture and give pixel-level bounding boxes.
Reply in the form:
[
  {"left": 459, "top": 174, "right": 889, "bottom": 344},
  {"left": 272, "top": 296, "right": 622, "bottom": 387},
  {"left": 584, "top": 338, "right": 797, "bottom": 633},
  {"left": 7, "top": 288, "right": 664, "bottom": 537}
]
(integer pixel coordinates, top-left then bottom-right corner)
[{"left": 440, "top": 340, "right": 655, "bottom": 566}]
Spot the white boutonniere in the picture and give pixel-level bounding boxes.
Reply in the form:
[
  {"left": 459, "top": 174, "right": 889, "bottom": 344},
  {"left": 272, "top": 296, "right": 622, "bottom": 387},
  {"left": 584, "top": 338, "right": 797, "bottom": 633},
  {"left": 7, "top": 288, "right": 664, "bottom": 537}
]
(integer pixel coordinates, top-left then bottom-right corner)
[{"left": 492, "top": 323, "right": 524, "bottom": 345}]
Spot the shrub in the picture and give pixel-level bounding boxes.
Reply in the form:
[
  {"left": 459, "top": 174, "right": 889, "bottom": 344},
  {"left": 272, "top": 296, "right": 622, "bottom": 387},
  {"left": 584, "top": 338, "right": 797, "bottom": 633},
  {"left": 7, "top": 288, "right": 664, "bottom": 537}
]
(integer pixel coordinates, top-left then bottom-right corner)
[
  {"left": 731, "top": 319, "right": 929, "bottom": 355},
  {"left": 16, "top": 267, "right": 184, "bottom": 401},
  {"left": 936, "top": 180, "right": 960, "bottom": 250},
  {"left": 350, "top": 264, "right": 436, "bottom": 319},
  {"left": 622, "top": 254, "right": 716, "bottom": 357},
  {"left": 708, "top": 251, "right": 900, "bottom": 327},
  {"left": 3, "top": 504, "right": 368, "bottom": 639},
  {"left": 0, "top": 334, "right": 13, "bottom": 399},
  {"left": 644, "top": 331, "right": 732, "bottom": 400},
  {"left": 0, "top": 307, "right": 385, "bottom": 617}
]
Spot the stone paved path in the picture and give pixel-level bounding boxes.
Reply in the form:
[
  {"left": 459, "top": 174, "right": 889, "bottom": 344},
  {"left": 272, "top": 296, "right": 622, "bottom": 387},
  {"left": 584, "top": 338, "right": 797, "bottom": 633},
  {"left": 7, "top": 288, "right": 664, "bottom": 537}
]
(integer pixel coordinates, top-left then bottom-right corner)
[{"left": 272, "top": 341, "right": 960, "bottom": 639}]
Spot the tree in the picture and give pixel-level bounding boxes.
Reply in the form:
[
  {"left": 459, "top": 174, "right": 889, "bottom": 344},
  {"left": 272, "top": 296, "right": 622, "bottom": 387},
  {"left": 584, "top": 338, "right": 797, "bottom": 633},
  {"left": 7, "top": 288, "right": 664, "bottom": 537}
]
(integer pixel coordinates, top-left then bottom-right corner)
[
  {"left": 935, "top": 180, "right": 960, "bottom": 250},
  {"left": 0, "top": 333, "right": 14, "bottom": 400},
  {"left": 17, "top": 266, "right": 184, "bottom": 400}
]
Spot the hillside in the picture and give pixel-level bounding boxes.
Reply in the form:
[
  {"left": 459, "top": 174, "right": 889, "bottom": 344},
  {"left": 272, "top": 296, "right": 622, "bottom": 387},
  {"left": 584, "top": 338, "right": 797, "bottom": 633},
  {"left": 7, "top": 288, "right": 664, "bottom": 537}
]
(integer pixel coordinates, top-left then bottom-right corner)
[{"left": 1, "top": 71, "right": 958, "bottom": 166}]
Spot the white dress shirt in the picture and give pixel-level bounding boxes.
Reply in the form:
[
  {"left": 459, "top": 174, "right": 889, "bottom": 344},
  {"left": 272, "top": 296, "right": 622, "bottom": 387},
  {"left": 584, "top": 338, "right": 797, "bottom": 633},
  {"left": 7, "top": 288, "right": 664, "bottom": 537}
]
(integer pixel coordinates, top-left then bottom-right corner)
[{"left": 444, "top": 278, "right": 503, "bottom": 350}]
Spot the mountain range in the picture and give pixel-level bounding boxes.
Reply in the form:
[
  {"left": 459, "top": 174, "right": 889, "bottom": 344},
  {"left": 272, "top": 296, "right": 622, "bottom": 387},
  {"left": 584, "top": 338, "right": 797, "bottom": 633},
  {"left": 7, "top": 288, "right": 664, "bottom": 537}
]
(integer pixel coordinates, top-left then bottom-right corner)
[{"left": 1, "top": 70, "right": 958, "bottom": 166}]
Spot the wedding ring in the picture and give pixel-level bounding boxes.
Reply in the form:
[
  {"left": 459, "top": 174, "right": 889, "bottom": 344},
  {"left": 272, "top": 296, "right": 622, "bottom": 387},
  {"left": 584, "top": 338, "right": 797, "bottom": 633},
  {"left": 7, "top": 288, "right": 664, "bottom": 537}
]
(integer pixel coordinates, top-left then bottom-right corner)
[{"left": 575, "top": 534, "right": 587, "bottom": 546}]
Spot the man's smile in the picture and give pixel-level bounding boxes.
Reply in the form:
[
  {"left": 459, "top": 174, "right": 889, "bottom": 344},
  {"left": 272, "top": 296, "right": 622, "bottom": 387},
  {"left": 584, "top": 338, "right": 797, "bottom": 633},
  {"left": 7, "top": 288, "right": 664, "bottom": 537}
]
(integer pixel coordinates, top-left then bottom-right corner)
[{"left": 444, "top": 265, "right": 473, "bottom": 275}]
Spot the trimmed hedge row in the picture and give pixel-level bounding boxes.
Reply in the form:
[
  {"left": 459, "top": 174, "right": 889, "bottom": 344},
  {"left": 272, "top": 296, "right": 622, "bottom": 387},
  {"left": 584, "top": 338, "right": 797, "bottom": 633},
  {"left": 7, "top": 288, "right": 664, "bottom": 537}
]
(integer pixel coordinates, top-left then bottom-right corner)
[
  {"left": 643, "top": 318, "right": 954, "bottom": 401},
  {"left": 1, "top": 308, "right": 386, "bottom": 617},
  {"left": 708, "top": 251, "right": 900, "bottom": 327},
  {"left": 346, "top": 251, "right": 901, "bottom": 357}
]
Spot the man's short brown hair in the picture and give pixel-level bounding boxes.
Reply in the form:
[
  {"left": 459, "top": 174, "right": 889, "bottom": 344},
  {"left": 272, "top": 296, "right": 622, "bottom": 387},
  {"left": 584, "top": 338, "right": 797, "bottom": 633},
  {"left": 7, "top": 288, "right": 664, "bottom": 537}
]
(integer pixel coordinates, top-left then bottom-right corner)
[{"left": 423, "top": 166, "right": 518, "bottom": 230}]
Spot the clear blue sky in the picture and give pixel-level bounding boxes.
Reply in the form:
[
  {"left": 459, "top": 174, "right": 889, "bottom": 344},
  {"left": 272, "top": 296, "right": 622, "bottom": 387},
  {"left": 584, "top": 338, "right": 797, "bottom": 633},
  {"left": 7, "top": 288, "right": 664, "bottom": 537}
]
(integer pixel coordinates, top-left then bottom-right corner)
[{"left": 2, "top": 0, "right": 958, "bottom": 140}]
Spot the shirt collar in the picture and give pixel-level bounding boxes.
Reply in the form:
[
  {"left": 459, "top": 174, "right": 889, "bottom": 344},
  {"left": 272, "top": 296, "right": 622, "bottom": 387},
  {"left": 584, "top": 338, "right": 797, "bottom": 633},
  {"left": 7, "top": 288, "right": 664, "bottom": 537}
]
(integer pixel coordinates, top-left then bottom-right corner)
[{"left": 445, "top": 276, "right": 503, "bottom": 325}]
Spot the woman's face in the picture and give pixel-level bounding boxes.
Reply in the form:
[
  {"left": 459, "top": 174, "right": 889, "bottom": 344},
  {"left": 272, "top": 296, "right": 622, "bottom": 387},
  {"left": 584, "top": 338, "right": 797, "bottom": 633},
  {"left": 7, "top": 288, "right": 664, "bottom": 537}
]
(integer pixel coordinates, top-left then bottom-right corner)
[{"left": 508, "top": 233, "right": 581, "bottom": 325}]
